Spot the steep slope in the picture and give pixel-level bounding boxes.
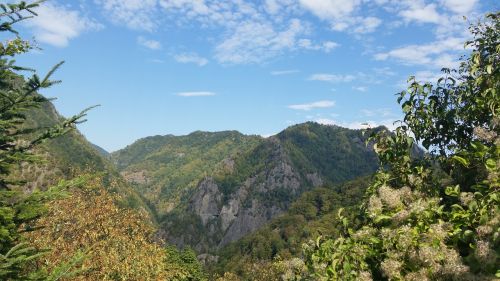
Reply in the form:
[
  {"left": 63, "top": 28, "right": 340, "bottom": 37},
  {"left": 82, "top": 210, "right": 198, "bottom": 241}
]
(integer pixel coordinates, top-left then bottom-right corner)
[
  {"left": 12, "top": 100, "right": 150, "bottom": 213},
  {"left": 113, "top": 122, "right": 380, "bottom": 253},
  {"left": 213, "top": 176, "right": 371, "bottom": 278},
  {"left": 111, "top": 131, "right": 262, "bottom": 217}
]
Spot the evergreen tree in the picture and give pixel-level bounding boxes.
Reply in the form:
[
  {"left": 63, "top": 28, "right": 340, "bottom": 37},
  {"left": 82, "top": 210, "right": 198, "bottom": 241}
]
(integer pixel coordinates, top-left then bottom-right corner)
[{"left": 0, "top": 1, "right": 91, "bottom": 279}]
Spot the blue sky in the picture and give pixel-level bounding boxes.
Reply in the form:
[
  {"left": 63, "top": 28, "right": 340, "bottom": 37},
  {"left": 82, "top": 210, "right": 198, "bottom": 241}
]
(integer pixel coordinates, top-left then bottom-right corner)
[{"left": 12, "top": 0, "right": 496, "bottom": 151}]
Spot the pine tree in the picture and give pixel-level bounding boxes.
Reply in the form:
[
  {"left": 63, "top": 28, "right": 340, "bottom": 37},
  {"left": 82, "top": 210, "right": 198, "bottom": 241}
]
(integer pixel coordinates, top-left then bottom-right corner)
[{"left": 0, "top": 1, "right": 91, "bottom": 279}]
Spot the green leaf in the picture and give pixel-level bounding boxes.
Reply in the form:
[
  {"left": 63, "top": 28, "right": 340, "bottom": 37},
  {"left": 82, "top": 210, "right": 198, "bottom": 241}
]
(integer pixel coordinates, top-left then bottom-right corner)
[
  {"left": 486, "top": 64, "right": 493, "bottom": 74},
  {"left": 452, "top": 155, "right": 469, "bottom": 167},
  {"left": 445, "top": 185, "right": 460, "bottom": 197},
  {"left": 485, "top": 158, "right": 496, "bottom": 170}
]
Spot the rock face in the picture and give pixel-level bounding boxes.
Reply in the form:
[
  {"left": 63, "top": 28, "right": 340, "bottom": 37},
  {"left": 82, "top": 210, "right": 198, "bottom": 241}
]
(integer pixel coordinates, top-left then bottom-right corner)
[
  {"left": 219, "top": 199, "right": 282, "bottom": 247},
  {"left": 189, "top": 178, "right": 222, "bottom": 225},
  {"left": 115, "top": 122, "right": 381, "bottom": 254},
  {"left": 163, "top": 137, "right": 327, "bottom": 251}
]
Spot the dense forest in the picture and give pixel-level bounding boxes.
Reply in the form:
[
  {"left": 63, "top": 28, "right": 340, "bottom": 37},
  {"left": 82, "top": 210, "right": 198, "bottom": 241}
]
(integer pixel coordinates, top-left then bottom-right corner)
[{"left": 0, "top": 1, "right": 498, "bottom": 281}]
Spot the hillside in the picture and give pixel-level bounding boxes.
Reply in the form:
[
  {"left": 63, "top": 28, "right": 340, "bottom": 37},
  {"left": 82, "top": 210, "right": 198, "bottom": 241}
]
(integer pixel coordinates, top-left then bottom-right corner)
[
  {"left": 111, "top": 131, "right": 263, "bottom": 217},
  {"left": 213, "top": 176, "right": 371, "bottom": 278},
  {"left": 12, "top": 100, "right": 151, "bottom": 213},
  {"left": 112, "top": 122, "right": 380, "bottom": 253}
]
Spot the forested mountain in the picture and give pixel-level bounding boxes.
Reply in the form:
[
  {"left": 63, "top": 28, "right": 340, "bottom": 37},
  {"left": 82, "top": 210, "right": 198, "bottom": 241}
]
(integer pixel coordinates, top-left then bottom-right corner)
[
  {"left": 12, "top": 98, "right": 207, "bottom": 279},
  {"left": 13, "top": 100, "right": 150, "bottom": 213},
  {"left": 3, "top": 2, "right": 496, "bottom": 280},
  {"left": 112, "top": 122, "right": 380, "bottom": 253},
  {"left": 214, "top": 176, "right": 371, "bottom": 278}
]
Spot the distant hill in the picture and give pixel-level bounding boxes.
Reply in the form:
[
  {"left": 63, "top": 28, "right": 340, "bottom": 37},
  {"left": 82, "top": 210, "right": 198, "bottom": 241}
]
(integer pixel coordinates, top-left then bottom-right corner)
[
  {"left": 112, "top": 122, "right": 381, "bottom": 253},
  {"left": 91, "top": 143, "right": 110, "bottom": 159}
]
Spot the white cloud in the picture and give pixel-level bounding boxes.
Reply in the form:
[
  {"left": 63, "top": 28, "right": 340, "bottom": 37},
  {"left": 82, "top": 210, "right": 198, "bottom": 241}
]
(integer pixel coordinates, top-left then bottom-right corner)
[
  {"left": 308, "top": 73, "right": 355, "bottom": 83},
  {"left": 298, "top": 0, "right": 382, "bottom": 34},
  {"left": 176, "top": 91, "right": 216, "bottom": 97},
  {"left": 298, "top": 39, "right": 339, "bottom": 52},
  {"left": 214, "top": 19, "right": 307, "bottom": 64},
  {"left": 95, "top": 0, "right": 157, "bottom": 31},
  {"left": 374, "top": 37, "right": 465, "bottom": 68},
  {"left": 271, "top": 69, "right": 299, "bottom": 75},
  {"left": 288, "top": 100, "right": 335, "bottom": 111},
  {"left": 174, "top": 53, "right": 209, "bottom": 66},
  {"left": 352, "top": 17, "right": 382, "bottom": 33},
  {"left": 440, "top": 0, "right": 478, "bottom": 14},
  {"left": 353, "top": 86, "right": 368, "bottom": 92},
  {"left": 315, "top": 118, "right": 399, "bottom": 130},
  {"left": 299, "top": 0, "right": 360, "bottom": 20},
  {"left": 137, "top": 36, "right": 162, "bottom": 50},
  {"left": 413, "top": 70, "right": 444, "bottom": 83},
  {"left": 160, "top": 0, "right": 211, "bottom": 15},
  {"left": 25, "top": 3, "right": 101, "bottom": 47},
  {"left": 399, "top": 3, "right": 441, "bottom": 24},
  {"left": 315, "top": 118, "right": 336, "bottom": 125}
]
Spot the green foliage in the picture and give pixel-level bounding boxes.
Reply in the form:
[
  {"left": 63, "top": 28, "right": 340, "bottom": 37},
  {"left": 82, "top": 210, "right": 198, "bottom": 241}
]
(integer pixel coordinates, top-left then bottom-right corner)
[
  {"left": 215, "top": 177, "right": 370, "bottom": 278},
  {"left": 165, "top": 245, "right": 207, "bottom": 280},
  {"left": 111, "top": 131, "right": 262, "bottom": 217},
  {"left": 114, "top": 121, "right": 381, "bottom": 254},
  {"left": 278, "top": 122, "right": 380, "bottom": 183},
  {"left": 25, "top": 175, "right": 207, "bottom": 281},
  {"left": 304, "top": 12, "right": 499, "bottom": 281},
  {"left": 0, "top": 2, "right": 97, "bottom": 279}
]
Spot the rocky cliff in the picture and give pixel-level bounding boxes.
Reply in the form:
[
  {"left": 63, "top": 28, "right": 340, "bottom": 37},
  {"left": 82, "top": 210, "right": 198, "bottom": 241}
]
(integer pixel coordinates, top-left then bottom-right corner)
[{"left": 128, "top": 123, "right": 381, "bottom": 253}]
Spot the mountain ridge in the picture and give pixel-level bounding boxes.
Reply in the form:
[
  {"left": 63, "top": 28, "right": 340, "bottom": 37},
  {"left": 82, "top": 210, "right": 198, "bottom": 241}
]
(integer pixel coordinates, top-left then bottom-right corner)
[{"left": 111, "top": 122, "right": 382, "bottom": 253}]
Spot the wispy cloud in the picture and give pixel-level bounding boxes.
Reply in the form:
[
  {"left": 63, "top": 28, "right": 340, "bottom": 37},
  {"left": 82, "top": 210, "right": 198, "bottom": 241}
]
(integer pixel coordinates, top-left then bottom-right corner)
[
  {"left": 441, "top": 0, "right": 478, "bottom": 14},
  {"left": 315, "top": 118, "right": 399, "bottom": 131},
  {"left": 137, "top": 36, "right": 161, "bottom": 50},
  {"left": 413, "top": 70, "right": 444, "bottom": 83},
  {"left": 271, "top": 69, "right": 300, "bottom": 76},
  {"left": 361, "top": 108, "right": 394, "bottom": 117},
  {"left": 95, "top": 0, "right": 158, "bottom": 31},
  {"left": 148, "top": 59, "right": 164, "bottom": 64},
  {"left": 174, "top": 53, "right": 209, "bottom": 66},
  {"left": 399, "top": 3, "right": 441, "bottom": 24},
  {"left": 176, "top": 91, "right": 216, "bottom": 97},
  {"left": 353, "top": 86, "right": 368, "bottom": 92},
  {"left": 374, "top": 37, "right": 465, "bottom": 68},
  {"left": 288, "top": 100, "right": 335, "bottom": 111},
  {"left": 214, "top": 19, "right": 306, "bottom": 64},
  {"left": 297, "top": 39, "right": 339, "bottom": 52},
  {"left": 299, "top": 0, "right": 359, "bottom": 21},
  {"left": 25, "top": 2, "right": 101, "bottom": 47},
  {"left": 352, "top": 17, "right": 382, "bottom": 33},
  {"left": 308, "top": 73, "right": 355, "bottom": 83}
]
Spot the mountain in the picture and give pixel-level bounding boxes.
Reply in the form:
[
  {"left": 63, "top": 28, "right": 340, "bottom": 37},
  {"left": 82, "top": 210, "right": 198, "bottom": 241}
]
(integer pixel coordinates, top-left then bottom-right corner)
[
  {"left": 213, "top": 176, "right": 371, "bottom": 278},
  {"left": 13, "top": 100, "right": 150, "bottom": 213},
  {"left": 110, "top": 131, "right": 262, "bottom": 217},
  {"left": 112, "top": 122, "right": 381, "bottom": 253},
  {"left": 91, "top": 143, "right": 110, "bottom": 159}
]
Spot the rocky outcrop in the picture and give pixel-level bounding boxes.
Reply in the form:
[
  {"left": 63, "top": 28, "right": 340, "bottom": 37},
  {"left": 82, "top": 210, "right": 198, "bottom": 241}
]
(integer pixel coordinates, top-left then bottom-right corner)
[
  {"left": 189, "top": 178, "right": 222, "bottom": 225},
  {"left": 165, "top": 138, "right": 310, "bottom": 251},
  {"left": 219, "top": 199, "right": 282, "bottom": 247},
  {"left": 153, "top": 123, "right": 380, "bottom": 254},
  {"left": 306, "top": 173, "right": 323, "bottom": 187}
]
